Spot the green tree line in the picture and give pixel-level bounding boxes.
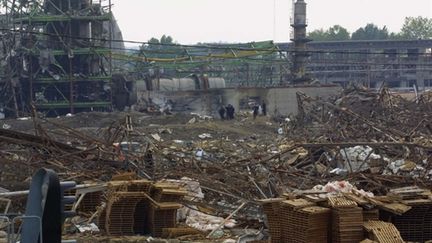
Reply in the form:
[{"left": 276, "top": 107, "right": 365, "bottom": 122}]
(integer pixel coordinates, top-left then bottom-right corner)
[{"left": 308, "top": 16, "right": 432, "bottom": 41}]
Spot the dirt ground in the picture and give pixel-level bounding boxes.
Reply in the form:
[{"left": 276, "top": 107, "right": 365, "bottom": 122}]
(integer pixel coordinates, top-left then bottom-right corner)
[{"left": 0, "top": 111, "right": 280, "bottom": 144}]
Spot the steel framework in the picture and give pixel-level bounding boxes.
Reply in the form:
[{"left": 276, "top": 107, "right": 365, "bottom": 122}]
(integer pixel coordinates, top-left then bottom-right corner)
[{"left": 2, "top": 0, "right": 113, "bottom": 116}]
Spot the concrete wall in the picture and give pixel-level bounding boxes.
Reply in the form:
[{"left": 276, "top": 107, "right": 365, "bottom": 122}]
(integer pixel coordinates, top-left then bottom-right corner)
[
  {"left": 137, "top": 85, "right": 341, "bottom": 116},
  {"left": 222, "top": 86, "right": 341, "bottom": 116}
]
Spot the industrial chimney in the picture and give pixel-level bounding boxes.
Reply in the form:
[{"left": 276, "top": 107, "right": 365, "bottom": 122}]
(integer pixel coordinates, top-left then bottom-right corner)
[{"left": 291, "top": 0, "right": 311, "bottom": 83}]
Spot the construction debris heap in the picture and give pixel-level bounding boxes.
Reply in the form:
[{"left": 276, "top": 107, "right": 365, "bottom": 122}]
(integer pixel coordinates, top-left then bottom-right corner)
[{"left": 0, "top": 86, "right": 431, "bottom": 241}]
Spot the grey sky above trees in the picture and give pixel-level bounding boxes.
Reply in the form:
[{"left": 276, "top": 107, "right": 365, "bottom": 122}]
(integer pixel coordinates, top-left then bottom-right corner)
[
  {"left": 111, "top": 0, "right": 432, "bottom": 44},
  {"left": 308, "top": 17, "right": 432, "bottom": 41}
]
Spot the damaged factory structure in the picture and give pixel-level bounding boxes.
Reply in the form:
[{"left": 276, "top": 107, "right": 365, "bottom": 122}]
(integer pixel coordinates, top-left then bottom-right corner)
[
  {"left": 0, "top": 0, "right": 341, "bottom": 118},
  {"left": 0, "top": 0, "right": 432, "bottom": 242},
  {"left": 0, "top": 0, "right": 124, "bottom": 117}
]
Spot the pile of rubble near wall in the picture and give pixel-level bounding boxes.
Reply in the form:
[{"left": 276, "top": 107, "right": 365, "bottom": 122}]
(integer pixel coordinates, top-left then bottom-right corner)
[
  {"left": 293, "top": 86, "right": 432, "bottom": 145},
  {"left": 285, "top": 86, "right": 432, "bottom": 191},
  {"left": 1, "top": 86, "right": 432, "bottom": 241},
  {"left": 152, "top": 86, "right": 432, "bottom": 205}
]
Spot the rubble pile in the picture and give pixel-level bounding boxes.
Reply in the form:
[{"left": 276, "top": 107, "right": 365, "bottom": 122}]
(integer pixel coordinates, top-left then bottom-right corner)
[
  {"left": 282, "top": 87, "right": 432, "bottom": 191},
  {"left": 0, "top": 87, "right": 432, "bottom": 241},
  {"left": 293, "top": 86, "right": 432, "bottom": 144},
  {"left": 0, "top": 119, "right": 135, "bottom": 190}
]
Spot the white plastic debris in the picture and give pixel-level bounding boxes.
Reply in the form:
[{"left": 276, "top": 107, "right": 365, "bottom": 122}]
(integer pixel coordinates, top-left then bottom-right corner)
[
  {"left": 277, "top": 127, "right": 284, "bottom": 135},
  {"left": 65, "top": 113, "right": 74, "bottom": 117},
  {"left": 158, "top": 128, "right": 173, "bottom": 134},
  {"left": 330, "top": 168, "right": 348, "bottom": 175},
  {"left": 323, "top": 181, "right": 354, "bottom": 194},
  {"left": 145, "top": 237, "right": 155, "bottom": 242},
  {"left": 2, "top": 124, "right": 11, "bottom": 129},
  {"left": 198, "top": 133, "right": 212, "bottom": 139},
  {"left": 181, "top": 177, "right": 204, "bottom": 199},
  {"left": 151, "top": 134, "right": 162, "bottom": 142},
  {"left": 16, "top": 117, "right": 31, "bottom": 121},
  {"left": 340, "top": 146, "right": 381, "bottom": 172},
  {"left": 356, "top": 188, "right": 375, "bottom": 198},
  {"left": 75, "top": 223, "right": 99, "bottom": 233},
  {"left": 188, "top": 117, "right": 197, "bottom": 124},
  {"left": 387, "top": 159, "right": 406, "bottom": 174},
  {"left": 195, "top": 148, "right": 205, "bottom": 157},
  {"left": 185, "top": 209, "right": 237, "bottom": 232},
  {"left": 168, "top": 177, "right": 205, "bottom": 221},
  {"left": 313, "top": 181, "right": 374, "bottom": 198}
]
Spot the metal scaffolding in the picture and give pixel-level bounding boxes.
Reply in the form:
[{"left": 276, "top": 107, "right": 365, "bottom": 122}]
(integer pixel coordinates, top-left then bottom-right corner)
[
  {"left": 2, "top": 0, "right": 113, "bottom": 116},
  {"left": 116, "top": 41, "right": 291, "bottom": 88}
]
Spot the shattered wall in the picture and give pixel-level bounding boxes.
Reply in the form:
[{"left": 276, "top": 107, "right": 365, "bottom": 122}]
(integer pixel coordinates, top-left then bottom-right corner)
[{"left": 137, "top": 85, "right": 341, "bottom": 116}]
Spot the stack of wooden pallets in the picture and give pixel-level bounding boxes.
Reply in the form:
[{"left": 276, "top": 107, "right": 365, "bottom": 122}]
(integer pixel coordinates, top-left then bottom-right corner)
[
  {"left": 280, "top": 199, "right": 330, "bottom": 243},
  {"left": 329, "top": 197, "right": 364, "bottom": 243},
  {"left": 260, "top": 198, "right": 284, "bottom": 243}
]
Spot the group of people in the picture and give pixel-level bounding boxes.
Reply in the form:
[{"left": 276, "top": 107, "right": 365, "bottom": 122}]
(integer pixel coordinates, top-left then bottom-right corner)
[
  {"left": 218, "top": 101, "right": 267, "bottom": 120},
  {"left": 218, "top": 104, "right": 235, "bottom": 120}
]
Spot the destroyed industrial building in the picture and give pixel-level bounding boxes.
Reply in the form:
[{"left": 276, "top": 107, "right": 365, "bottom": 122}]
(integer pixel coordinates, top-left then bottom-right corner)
[{"left": 0, "top": 0, "right": 432, "bottom": 242}]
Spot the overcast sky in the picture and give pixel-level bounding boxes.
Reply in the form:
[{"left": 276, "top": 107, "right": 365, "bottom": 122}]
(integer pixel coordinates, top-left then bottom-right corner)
[{"left": 111, "top": 0, "right": 432, "bottom": 45}]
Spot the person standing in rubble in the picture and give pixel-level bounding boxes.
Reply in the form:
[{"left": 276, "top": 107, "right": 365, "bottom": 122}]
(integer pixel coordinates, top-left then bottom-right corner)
[
  {"left": 226, "top": 104, "right": 231, "bottom": 120},
  {"left": 253, "top": 104, "right": 259, "bottom": 120},
  {"left": 231, "top": 105, "right": 235, "bottom": 119},
  {"left": 261, "top": 101, "right": 267, "bottom": 116},
  {"left": 226, "top": 104, "right": 235, "bottom": 120},
  {"left": 218, "top": 105, "right": 226, "bottom": 120}
]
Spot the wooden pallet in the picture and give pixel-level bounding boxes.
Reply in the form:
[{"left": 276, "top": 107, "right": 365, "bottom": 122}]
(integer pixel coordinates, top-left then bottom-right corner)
[{"left": 363, "top": 220, "right": 404, "bottom": 243}]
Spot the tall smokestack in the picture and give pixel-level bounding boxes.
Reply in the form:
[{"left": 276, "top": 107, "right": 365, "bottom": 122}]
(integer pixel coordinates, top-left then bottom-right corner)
[{"left": 291, "top": 0, "right": 311, "bottom": 83}]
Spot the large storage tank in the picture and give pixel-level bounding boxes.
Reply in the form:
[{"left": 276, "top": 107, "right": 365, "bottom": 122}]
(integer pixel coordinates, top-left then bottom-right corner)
[
  {"left": 148, "top": 77, "right": 226, "bottom": 91},
  {"left": 177, "top": 78, "right": 197, "bottom": 90},
  {"left": 156, "top": 78, "right": 196, "bottom": 91},
  {"left": 208, "top": 77, "right": 226, "bottom": 89}
]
